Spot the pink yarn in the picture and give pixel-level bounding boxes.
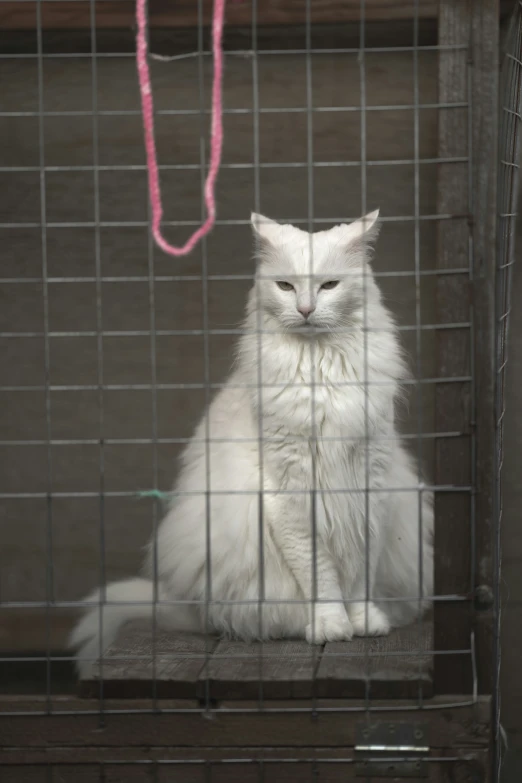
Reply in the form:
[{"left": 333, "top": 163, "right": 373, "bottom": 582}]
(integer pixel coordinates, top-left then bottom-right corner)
[{"left": 136, "top": 0, "right": 226, "bottom": 256}]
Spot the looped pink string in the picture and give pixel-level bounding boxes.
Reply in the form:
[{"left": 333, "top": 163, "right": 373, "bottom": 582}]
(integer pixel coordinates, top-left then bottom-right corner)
[{"left": 136, "top": 0, "right": 227, "bottom": 256}]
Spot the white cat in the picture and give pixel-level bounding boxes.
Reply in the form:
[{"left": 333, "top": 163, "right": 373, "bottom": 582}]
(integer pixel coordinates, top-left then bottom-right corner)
[{"left": 71, "top": 210, "right": 433, "bottom": 676}]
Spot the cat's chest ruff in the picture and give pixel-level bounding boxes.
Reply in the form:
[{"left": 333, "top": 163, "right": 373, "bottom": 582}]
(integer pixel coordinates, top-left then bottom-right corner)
[{"left": 263, "top": 341, "right": 360, "bottom": 435}]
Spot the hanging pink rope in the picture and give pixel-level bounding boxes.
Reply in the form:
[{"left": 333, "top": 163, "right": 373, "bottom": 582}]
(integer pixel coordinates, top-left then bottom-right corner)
[{"left": 136, "top": 0, "right": 226, "bottom": 256}]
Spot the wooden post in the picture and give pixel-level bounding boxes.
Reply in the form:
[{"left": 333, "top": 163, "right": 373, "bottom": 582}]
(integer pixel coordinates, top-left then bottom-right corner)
[
  {"left": 435, "top": 0, "right": 498, "bottom": 695},
  {"left": 469, "top": 0, "right": 499, "bottom": 701}
]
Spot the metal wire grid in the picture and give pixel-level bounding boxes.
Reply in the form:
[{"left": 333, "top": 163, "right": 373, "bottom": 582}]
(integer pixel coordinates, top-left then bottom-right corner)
[
  {"left": 0, "top": 0, "right": 480, "bottom": 716},
  {"left": 494, "top": 2, "right": 522, "bottom": 778}
]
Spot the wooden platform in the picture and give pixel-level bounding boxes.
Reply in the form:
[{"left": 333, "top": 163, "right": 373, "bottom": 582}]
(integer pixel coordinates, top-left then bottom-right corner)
[{"left": 80, "top": 619, "right": 433, "bottom": 701}]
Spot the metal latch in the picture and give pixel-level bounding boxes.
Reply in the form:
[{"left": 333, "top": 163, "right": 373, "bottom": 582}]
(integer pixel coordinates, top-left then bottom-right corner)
[{"left": 355, "top": 721, "right": 429, "bottom": 777}]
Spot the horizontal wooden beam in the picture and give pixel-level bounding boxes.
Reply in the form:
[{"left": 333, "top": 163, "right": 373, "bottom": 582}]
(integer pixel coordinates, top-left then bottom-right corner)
[
  {"left": 1, "top": 747, "right": 491, "bottom": 772},
  {"left": 0, "top": 0, "right": 441, "bottom": 32},
  {"left": 1, "top": 749, "right": 491, "bottom": 783},
  {"left": 0, "top": 695, "right": 491, "bottom": 751},
  {"left": 1, "top": 0, "right": 515, "bottom": 32}
]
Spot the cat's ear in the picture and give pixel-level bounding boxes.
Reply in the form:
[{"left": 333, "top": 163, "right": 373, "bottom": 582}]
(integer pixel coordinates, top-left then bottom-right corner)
[
  {"left": 251, "top": 212, "right": 282, "bottom": 246},
  {"left": 336, "top": 209, "right": 380, "bottom": 249}
]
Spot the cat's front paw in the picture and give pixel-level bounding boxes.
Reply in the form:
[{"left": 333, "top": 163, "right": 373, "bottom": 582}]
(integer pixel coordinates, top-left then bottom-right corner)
[
  {"left": 306, "top": 607, "right": 353, "bottom": 644},
  {"left": 348, "top": 602, "right": 390, "bottom": 636}
]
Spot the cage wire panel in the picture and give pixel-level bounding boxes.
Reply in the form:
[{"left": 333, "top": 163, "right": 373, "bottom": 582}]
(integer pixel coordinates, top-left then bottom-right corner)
[
  {"left": 0, "top": 0, "right": 508, "bottom": 774},
  {"left": 0, "top": 1, "right": 481, "bottom": 699}
]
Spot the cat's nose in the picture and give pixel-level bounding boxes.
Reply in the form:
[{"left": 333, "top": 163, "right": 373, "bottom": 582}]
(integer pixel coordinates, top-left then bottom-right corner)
[{"left": 297, "top": 304, "right": 316, "bottom": 319}]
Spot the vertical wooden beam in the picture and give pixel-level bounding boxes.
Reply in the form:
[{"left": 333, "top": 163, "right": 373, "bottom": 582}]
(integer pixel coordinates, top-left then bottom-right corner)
[
  {"left": 436, "top": 0, "right": 498, "bottom": 695},
  {"left": 470, "top": 0, "right": 499, "bottom": 698}
]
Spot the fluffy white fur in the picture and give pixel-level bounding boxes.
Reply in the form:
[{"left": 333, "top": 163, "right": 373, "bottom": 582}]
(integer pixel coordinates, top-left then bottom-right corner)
[{"left": 71, "top": 210, "right": 433, "bottom": 676}]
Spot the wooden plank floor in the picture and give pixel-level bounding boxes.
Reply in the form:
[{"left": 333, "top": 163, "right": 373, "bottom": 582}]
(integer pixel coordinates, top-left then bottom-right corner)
[{"left": 80, "top": 619, "right": 433, "bottom": 700}]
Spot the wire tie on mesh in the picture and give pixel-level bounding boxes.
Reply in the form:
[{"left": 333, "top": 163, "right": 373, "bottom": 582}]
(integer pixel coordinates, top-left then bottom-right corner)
[
  {"left": 136, "top": 0, "right": 226, "bottom": 255},
  {"left": 136, "top": 489, "right": 174, "bottom": 505}
]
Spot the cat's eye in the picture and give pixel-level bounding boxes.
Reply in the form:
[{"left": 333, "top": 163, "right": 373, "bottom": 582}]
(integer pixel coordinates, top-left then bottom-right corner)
[
  {"left": 276, "top": 281, "right": 294, "bottom": 291},
  {"left": 321, "top": 280, "right": 340, "bottom": 290}
]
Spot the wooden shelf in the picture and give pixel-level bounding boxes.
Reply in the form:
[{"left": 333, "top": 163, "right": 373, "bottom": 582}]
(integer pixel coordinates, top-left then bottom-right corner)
[{"left": 79, "top": 619, "right": 434, "bottom": 701}]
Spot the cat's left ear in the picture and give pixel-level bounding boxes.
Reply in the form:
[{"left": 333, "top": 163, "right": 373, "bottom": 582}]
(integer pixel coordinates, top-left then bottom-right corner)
[
  {"left": 251, "top": 212, "right": 282, "bottom": 246},
  {"left": 336, "top": 209, "right": 380, "bottom": 249}
]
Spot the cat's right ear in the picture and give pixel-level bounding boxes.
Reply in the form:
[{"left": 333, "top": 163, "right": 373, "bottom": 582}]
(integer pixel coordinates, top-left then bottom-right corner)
[{"left": 251, "top": 212, "right": 281, "bottom": 247}]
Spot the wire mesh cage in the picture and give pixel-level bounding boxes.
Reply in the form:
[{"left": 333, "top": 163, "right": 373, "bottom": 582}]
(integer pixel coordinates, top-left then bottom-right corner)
[{"left": 0, "top": 0, "right": 521, "bottom": 781}]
